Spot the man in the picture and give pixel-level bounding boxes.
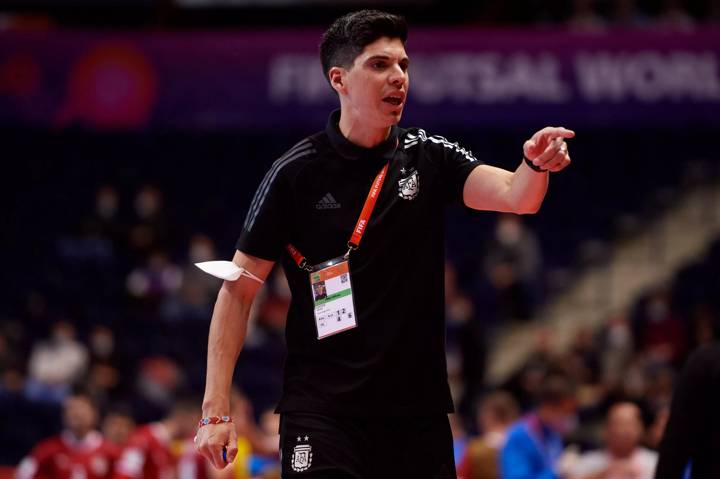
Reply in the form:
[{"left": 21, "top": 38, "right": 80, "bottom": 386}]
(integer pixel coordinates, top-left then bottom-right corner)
[
  {"left": 101, "top": 405, "right": 136, "bottom": 447},
  {"left": 655, "top": 343, "right": 720, "bottom": 479},
  {"left": 195, "top": 9, "right": 574, "bottom": 479},
  {"left": 115, "top": 397, "right": 206, "bottom": 479},
  {"left": 16, "top": 391, "right": 120, "bottom": 479},
  {"left": 569, "top": 402, "right": 657, "bottom": 479},
  {"left": 500, "top": 373, "right": 578, "bottom": 479},
  {"left": 458, "top": 391, "right": 520, "bottom": 479}
]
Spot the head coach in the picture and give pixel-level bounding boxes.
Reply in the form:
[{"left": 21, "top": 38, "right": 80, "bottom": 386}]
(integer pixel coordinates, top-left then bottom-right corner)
[{"left": 194, "top": 9, "right": 575, "bottom": 479}]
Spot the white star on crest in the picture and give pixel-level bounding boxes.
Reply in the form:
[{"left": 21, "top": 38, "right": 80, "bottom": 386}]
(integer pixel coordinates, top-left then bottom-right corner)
[
  {"left": 400, "top": 167, "right": 406, "bottom": 174},
  {"left": 296, "top": 436, "right": 301, "bottom": 442},
  {"left": 304, "top": 435, "right": 309, "bottom": 441}
]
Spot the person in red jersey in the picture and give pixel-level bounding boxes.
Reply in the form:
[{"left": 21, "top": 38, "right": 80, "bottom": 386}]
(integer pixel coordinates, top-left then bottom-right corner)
[
  {"left": 115, "top": 397, "right": 206, "bottom": 479},
  {"left": 15, "top": 391, "right": 120, "bottom": 479}
]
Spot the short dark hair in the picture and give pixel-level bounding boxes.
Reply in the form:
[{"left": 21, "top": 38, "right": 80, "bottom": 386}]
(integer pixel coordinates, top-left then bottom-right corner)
[
  {"left": 477, "top": 390, "right": 520, "bottom": 424},
  {"left": 320, "top": 9, "right": 408, "bottom": 82},
  {"left": 537, "top": 372, "right": 576, "bottom": 406}
]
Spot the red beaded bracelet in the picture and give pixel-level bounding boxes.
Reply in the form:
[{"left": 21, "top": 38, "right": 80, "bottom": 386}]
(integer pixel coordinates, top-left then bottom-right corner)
[{"left": 197, "top": 416, "right": 233, "bottom": 429}]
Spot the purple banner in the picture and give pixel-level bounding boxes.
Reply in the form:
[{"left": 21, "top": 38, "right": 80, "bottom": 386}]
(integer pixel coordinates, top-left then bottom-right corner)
[{"left": 1, "top": 28, "right": 719, "bottom": 130}]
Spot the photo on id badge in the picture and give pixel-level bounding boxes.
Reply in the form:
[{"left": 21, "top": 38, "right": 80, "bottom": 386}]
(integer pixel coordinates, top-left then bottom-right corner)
[{"left": 310, "top": 256, "right": 358, "bottom": 339}]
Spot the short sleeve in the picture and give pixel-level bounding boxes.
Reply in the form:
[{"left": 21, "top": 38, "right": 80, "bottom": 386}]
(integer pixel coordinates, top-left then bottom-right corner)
[
  {"left": 236, "top": 164, "right": 291, "bottom": 261},
  {"left": 409, "top": 130, "right": 483, "bottom": 203},
  {"left": 439, "top": 135, "right": 483, "bottom": 203}
]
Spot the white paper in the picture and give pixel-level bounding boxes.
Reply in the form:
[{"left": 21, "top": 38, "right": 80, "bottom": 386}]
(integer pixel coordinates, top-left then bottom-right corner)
[{"left": 194, "top": 260, "right": 243, "bottom": 281}]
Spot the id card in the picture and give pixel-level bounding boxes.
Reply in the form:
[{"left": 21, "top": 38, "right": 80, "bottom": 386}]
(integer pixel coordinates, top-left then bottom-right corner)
[{"left": 309, "top": 255, "right": 357, "bottom": 339}]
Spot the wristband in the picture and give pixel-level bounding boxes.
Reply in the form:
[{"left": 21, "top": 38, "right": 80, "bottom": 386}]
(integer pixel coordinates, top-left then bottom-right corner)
[
  {"left": 523, "top": 154, "right": 547, "bottom": 173},
  {"left": 198, "top": 416, "right": 233, "bottom": 429}
]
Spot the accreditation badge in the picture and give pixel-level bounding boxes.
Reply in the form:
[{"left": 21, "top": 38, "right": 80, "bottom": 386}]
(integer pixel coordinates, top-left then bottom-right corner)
[{"left": 309, "top": 255, "right": 357, "bottom": 339}]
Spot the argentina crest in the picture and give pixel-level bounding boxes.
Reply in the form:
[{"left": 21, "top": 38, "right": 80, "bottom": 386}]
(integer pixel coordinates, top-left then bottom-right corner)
[
  {"left": 398, "top": 169, "right": 419, "bottom": 200},
  {"left": 291, "top": 436, "right": 313, "bottom": 472}
]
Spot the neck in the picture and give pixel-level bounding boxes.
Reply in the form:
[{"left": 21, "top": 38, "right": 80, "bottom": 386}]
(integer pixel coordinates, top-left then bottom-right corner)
[
  {"left": 609, "top": 446, "right": 636, "bottom": 459},
  {"left": 338, "top": 107, "right": 391, "bottom": 148},
  {"left": 68, "top": 429, "right": 90, "bottom": 441},
  {"left": 536, "top": 407, "right": 552, "bottom": 425},
  {"left": 161, "top": 418, "right": 179, "bottom": 440}
]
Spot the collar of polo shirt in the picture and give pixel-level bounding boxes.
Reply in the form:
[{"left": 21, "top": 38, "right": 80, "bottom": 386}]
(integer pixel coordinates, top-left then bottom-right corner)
[{"left": 325, "top": 109, "right": 400, "bottom": 163}]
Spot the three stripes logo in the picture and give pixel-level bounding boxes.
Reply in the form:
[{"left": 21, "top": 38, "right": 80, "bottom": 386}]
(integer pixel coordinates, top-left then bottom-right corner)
[{"left": 315, "top": 193, "right": 341, "bottom": 210}]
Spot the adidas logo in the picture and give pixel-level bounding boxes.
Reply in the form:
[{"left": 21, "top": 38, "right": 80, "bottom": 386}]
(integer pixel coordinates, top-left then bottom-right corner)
[{"left": 315, "top": 193, "right": 341, "bottom": 210}]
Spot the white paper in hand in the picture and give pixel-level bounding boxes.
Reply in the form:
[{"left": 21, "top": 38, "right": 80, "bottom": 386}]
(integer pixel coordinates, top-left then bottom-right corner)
[{"left": 194, "top": 261, "right": 243, "bottom": 281}]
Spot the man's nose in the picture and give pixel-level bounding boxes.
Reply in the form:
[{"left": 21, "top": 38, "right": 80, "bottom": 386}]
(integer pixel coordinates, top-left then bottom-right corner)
[{"left": 389, "top": 66, "right": 406, "bottom": 87}]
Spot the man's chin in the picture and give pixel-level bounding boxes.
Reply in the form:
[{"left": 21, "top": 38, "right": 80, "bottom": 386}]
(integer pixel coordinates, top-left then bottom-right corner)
[{"left": 385, "top": 109, "right": 403, "bottom": 125}]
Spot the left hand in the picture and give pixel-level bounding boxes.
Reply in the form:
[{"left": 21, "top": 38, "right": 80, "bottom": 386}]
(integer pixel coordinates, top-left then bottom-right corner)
[{"left": 523, "top": 126, "right": 575, "bottom": 173}]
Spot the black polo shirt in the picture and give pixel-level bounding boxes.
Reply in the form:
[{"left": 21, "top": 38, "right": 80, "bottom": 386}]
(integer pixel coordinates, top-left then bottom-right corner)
[{"left": 237, "top": 109, "right": 483, "bottom": 416}]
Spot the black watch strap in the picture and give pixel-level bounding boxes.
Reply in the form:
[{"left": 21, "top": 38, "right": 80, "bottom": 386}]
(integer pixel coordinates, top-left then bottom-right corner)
[{"left": 523, "top": 155, "right": 547, "bottom": 173}]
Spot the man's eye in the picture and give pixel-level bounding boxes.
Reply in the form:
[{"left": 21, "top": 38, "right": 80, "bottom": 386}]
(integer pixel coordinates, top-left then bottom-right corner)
[{"left": 372, "top": 62, "right": 385, "bottom": 69}]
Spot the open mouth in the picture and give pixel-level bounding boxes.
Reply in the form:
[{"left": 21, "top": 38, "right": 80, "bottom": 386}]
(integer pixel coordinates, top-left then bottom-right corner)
[{"left": 382, "top": 96, "right": 404, "bottom": 107}]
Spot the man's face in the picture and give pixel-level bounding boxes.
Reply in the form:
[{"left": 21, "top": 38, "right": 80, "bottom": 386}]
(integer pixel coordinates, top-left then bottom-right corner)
[
  {"left": 605, "top": 403, "right": 643, "bottom": 456},
  {"left": 544, "top": 398, "right": 578, "bottom": 435},
  {"left": 333, "top": 36, "right": 409, "bottom": 128},
  {"left": 63, "top": 396, "right": 97, "bottom": 436},
  {"left": 102, "top": 413, "right": 135, "bottom": 445}
]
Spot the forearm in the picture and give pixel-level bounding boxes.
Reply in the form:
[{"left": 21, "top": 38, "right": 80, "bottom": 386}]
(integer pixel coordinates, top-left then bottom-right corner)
[
  {"left": 507, "top": 160, "right": 549, "bottom": 214},
  {"left": 202, "top": 282, "right": 253, "bottom": 416},
  {"left": 463, "top": 161, "right": 549, "bottom": 214}
]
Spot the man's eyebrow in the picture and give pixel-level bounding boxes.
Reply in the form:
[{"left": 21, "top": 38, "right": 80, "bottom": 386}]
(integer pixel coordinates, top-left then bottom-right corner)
[{"left": 365, "top": 54, "right": 410, "bottom": 63}]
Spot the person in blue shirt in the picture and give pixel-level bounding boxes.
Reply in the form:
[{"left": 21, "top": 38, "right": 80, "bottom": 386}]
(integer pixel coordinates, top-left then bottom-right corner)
[{"left": 501, "top": 372, "right": 578, "bottom": 479}]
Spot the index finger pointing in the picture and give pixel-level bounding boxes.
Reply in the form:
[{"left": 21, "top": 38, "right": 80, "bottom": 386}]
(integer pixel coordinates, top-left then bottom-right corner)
[{"left": 547, "top": 127, "right": 575, "bottom": 139}]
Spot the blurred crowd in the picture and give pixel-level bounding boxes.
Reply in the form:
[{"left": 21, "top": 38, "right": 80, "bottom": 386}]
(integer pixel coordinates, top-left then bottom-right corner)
[
  {"left": 0, "top": 178, "right": 718, "bottom": 478},
  {"left": 1, "top": 0, "right": 720, "bottom": 30},
  {"left": 555, "top": 0, "right": 718, "bottom": 31},
  {"left": 450, "top": 236, "right": 720, "bottom": 479}
]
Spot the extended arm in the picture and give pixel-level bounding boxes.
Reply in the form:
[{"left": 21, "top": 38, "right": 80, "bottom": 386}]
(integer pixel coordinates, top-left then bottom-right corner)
[{"left": 463, "top": 127, "right": 574, "bottom": 214}]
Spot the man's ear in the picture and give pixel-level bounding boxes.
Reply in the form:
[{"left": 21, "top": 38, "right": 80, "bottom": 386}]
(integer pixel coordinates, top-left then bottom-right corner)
[{"left": 329, "top": 66, "right": 346, "bottom": 95}]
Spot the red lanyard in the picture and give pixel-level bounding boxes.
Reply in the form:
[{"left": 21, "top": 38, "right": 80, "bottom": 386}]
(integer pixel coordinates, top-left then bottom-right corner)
[{"left": 287, "top": 162, "right": 390, "bottom": 271}]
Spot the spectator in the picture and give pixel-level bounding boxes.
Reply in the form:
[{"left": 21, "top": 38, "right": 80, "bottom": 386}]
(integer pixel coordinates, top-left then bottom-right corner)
[
  {"left": 655, "top": 0, "right": 695, "bottom": 30},
  {"left": 568, "top": 402, "right": 657, "bottom": 479},
  {"left": 501, "top": 372, "right": 578, "bottom": 479},
  {"left": 710, "top": 0, "right": 720, "bottom": 23},
  {"left": 610, "top": 0, "right": 648, "bottom": 28},
  {"left": 598, "top": 315, "right": 635, "bottom": 391},
  {"left": 483, "top": 214, "right": 542, "bottom": 321},
  {"left": 102, "top": 406, "right": 136, "bottom": 447},
  {"left": 88, "top": 326, "right": 117, "bottom": 363},
  {"left": 645, "top": 405, "right": 669, "bottom": 451},
  {"left": 82, "top": 185, "right": 124, "bottom": 249},
  {"left": 26, "top": 321, "right": 89, "bottom": 403},
  {"left": 161, "top": 234, "right": 221, "bottom": 322},
  {"left": 128, "top": 185, "right": 169, "bottom": 260},
  {"left": 115, "top": 396, "right": 206, "bottom": 479},
  {"left": 450, "top": 414, "right": 470, "bottom": 469},
  {"left": 632, "top": 289, "right": 686, "bottom": 366},
  {"left": 248, "top": 409, "right": 282, "bottom": 477},
  {"left": 126, "top": 251, "right": 183, "bottom": 302},
  {"left": 0, "top": 366, "right": 59, "bottom": 466},
  {"left": 567, "top": 0, "right": 607, "bottom": 31},
  {"left": 15, "top": 390, "right": 120, "bottom": 479},
  {"left": 445, "top": 261, "right": 486, "bottom": 418},
  {"left": 87, "top": 361, "right": 122, "bottom": 411},
  {"left": 134, "top": 356, "right": 186, "bottom": 420},
  {"left": 458, "top": 391, "right": 520, "bottom": 479}
]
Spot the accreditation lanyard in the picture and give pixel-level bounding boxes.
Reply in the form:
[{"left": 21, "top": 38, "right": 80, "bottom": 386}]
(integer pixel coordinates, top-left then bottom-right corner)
[
  {"left": 285, "top": 161, "right": 389, "bottom": 270},
  {"left": 285, "top": 162, "right": 389, "bottom": 340}
]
